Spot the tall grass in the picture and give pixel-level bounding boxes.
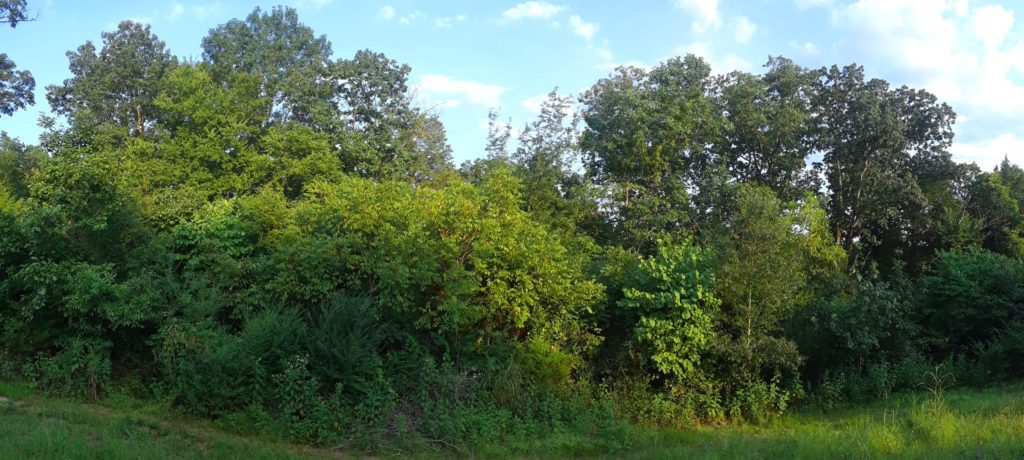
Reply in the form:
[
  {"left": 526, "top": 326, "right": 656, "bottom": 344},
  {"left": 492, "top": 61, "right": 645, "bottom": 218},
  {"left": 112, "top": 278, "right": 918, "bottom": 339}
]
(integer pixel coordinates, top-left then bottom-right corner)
[{"left": 1, "top": 380, "right": 1022, "bottom": 459}]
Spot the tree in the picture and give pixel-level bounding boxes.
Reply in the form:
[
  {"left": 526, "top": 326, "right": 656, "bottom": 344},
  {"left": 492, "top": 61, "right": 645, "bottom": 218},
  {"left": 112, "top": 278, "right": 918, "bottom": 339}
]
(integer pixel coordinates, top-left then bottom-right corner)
[
  {"left": 0, "top": 132, "right": 46, "bottom": 198},
  {"left": 812, "top": 64, "right": 956, "bottom": 269},
  {"left": 716, "top": 57, "right": 819, "bottom": 201},
  {"left": 0, "top": 0, "right": 29, "bottom": 26},
  {"left": 46, "top": 21, "right": 176, "bottom": 138},
  {"left": 0, "top": 54, "right": 33, "bottom": 115},
  {"left": 580, "top": 55, "right": 723, "bottom": 252},
  {"left": 966, "top": 159, "right": 1024, "bottom": 258},
  {"left": 709, "top": 186, "right": 842, "bottom": 388},
  {"left": 618, "top": 240, "right": 719, "bottom": 380},
  {"left": 0, "top": 0, "right": 34, "bottom": 116},
  {"left": 917, "top": 249, "right": 1024, "bottom": 357},
  {"left": 333, "top": 49, "right": 433, "bottom": 179},
  {"left": 202, "top": 6, "right": 334, "bottom": 126},
  {"left": 511, "top": 89, "right": 598, "bottom": 232},
  {"left": 460, "top": 109, "right": 513, "bottom": 185}
]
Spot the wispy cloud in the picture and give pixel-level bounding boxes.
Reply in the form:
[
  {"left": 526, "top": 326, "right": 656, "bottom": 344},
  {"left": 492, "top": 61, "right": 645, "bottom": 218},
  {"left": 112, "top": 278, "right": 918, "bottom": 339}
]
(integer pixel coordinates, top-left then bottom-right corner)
[
  {"left": 568, "top": 15, "right": 598, "bottom": 41},
  {"left": 419, "top": 75, "right": 507, "bottom": 107},
  {"left": 190, "top": 2, "right": 223, "bottom": 21},
  {"left": 734, "top": 17, "right": 756, "bottom": 43},
  {"left": 399, "top": 10, "right": 424, "bottom": 26},
  {"left": 674, "top": 0, "right": 721, "bottom": 33},
  {"left": 436, "top": 14, "right": 467, "bottom": 29},
  {"left": 169, "top": 3, "right": 185, "bottom": 20},
  {"left": 502, "top": 1, "right": 565, "bottom": 21},
  {"left": 377, "top": 5, "right": 395, "bottom": 20}
]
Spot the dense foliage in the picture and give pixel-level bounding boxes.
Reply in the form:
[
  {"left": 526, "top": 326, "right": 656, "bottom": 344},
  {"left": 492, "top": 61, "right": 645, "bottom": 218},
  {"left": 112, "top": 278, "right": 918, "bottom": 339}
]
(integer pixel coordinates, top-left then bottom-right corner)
[{"left": 2, "top": 5, "right": 1023, "bottom": 452}]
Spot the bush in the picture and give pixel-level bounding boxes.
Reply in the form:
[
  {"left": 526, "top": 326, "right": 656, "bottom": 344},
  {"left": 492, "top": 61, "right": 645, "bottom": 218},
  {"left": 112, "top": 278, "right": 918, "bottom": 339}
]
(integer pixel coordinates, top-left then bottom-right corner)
[
  {"left": 26, "top": 337, "right": 112, "bottom": 400},
  {"left": 917, "top": 249, "right": 1024, "bottom": 357},
  {"left": 307, "top": 297, "right": 385, "bottom": 399},
  {"left": 164, "top": 328, "right": 265, "bottom": 416}
]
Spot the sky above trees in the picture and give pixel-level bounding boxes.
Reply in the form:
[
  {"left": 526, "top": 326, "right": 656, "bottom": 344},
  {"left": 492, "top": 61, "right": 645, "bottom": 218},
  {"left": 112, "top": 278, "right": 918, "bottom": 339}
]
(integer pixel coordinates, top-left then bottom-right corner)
[{"left": 2, "top": 0, "right": 1023, "bottom": 168}]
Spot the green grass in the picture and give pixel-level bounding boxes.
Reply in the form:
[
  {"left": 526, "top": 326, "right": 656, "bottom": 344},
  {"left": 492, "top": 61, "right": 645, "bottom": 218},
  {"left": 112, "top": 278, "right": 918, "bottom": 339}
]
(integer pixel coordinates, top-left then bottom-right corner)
[
  {"left": 0, "top": 381, "right": 341, "bottom": 459},
  {"left": 1, "top": 380, "right": 1023, "bottom": 459},
  {"left": 613, "top": 387, "right": 1024, "bottom": 459}
]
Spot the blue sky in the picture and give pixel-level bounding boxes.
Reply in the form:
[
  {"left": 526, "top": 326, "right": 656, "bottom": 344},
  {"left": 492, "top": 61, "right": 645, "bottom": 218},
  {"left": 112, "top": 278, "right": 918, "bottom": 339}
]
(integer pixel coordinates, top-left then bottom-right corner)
[{"left": 2, "top": 0, "right": 1023, "bottom": 168}]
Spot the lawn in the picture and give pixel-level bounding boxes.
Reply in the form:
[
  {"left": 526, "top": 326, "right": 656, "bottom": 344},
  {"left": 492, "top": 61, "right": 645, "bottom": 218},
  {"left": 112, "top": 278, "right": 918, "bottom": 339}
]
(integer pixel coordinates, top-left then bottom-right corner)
[{"left": 1, "top": 380, "right": 1022, "bottom": 459}]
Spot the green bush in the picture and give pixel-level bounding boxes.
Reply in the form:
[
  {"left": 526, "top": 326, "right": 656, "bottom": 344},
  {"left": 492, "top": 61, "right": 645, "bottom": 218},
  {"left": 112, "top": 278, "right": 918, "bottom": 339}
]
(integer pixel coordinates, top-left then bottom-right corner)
[
  {"left": 26, "top": 337, "right": 112, "bottom": 400},
  {"left": 917, "top": 249, "right": 1024, "bottom": 357}
]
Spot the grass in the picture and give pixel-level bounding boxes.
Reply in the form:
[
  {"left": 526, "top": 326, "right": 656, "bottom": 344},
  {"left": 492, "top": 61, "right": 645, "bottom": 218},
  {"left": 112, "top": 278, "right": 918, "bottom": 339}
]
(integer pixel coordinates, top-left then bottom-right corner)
[
  {"left": 1, "top": 380, "right": 1022, "bottom": 459},
  {"left": 613, "top": 386, "right": 1024, "bottom": 459},
  {"left": 0, "top": 381, "right": 341, "bottom": 459}
]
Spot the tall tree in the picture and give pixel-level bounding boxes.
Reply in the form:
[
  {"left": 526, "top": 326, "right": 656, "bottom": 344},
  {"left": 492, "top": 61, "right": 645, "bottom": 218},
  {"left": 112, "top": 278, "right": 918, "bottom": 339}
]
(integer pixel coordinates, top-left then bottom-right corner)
[
  {"left": 716, "top": 57, "right": 819, "bottom": 201},
  {"left": 202, "top": 6, "right": 334, "bottom": 126},
  {"left": 580, "top": 55, "right": 722, "bottom": 252},
  {"left": 967, "top": 159, "right": 1024, "bottom": 258},
  {"left": 0, "top": 0, "right": 29, "bottom": 26},
  {"left": 708, "top": 185, "right": 842, "bottom": 391},
  {"left": 812, "top": 64, "right": 955, "bottom": 269},
  {"left": 333, "top": 49, "right": 426, "bottom": 179},
  {"left": 512, "top": 89, "right": 595, "bottom": 231},
  {"left": 46, "top": 21, "right": 176, "bottom": 138},
  {"left": 0, "top": 0, "right": 34, "bottom": 116}
]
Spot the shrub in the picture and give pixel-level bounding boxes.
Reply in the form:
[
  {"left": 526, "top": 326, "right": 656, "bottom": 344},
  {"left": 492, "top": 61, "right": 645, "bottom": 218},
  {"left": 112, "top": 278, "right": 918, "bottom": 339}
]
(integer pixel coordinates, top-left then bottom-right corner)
[
  {"left": 917, "top": 249, "right": 1024, "bottom": 357},
  {"left": 26, "top": 337, "right": 112, "bottom": 400}
]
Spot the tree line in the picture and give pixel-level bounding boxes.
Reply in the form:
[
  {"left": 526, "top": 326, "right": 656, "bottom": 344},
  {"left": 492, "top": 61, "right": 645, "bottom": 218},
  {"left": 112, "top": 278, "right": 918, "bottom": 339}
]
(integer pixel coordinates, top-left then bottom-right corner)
[{"left": 2, "top": 4, "right": 1023, "bottom": 450}]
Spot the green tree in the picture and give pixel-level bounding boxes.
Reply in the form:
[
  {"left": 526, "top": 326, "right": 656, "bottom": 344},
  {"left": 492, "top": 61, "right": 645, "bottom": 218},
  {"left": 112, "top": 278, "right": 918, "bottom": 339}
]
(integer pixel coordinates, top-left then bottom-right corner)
[
  {"left": 917, "top": 249, "right": 1024, "bottom": 357},
  {"left": 619, "top": 240, "right": 719, "bottom": 380},
  {"left": 708, "top": 186, "right": 845, "bottom": 399},
  {"left": 716, "top": 57, "right": 819, "bottom": 201},
  {"left": 46, "top": 21, "right": 176, "bottom": 138},
  {"left": 202, "top": 6, "right": 334, "bottom": 126},
  {"left": 812, "top": 64, "right": 956, "bottom": 270},
  {"left": 580, "top": 56, "right": 723, "bottom": 252},
  {"left": 0, "top": 0, "right": 34, "bottom": 116},
  {"left": 966, "top": 159, "right": 1024, "bottom": 258}
]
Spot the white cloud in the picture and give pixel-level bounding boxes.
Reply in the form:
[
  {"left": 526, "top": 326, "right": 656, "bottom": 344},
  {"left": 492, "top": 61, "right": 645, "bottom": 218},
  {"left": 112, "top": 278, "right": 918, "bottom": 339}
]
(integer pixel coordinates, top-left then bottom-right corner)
[
  {"left": 734, "top": 16, "right": 756, "bottom": 43},
  {"left": 972, "top": 5, "right": 1014, "bottom": 50},
  {"left": 568, "top": 15, "right": 598, "bottom": 41},
  {"left": 502, "top": 1, "right": 565, "bottom": 21},
  {"left": 419, "top": 75, "right": 507, "bottom": 107},
  {"left": 719, "top": 54, "right": 754, "bottom": 73},
  {"left": 191, "top": 3, "right": 223, "bottom": 21},
  {"left": 594, "top": 46, "right": 614, "bottom": 61},
  {"left": 674, "top": 0, "right": 720, "bottom": 33},
  {"left": 399, "top": 10, "right": 423, "bottom": 26},
  {"left": 522, "top": 94, "right": 549, "bottom": 114},
  {"left": 832, "top": 0, "right": 1024, "bottom": 116},
  {"left": 295, "top": 0, "right": 332, "bottom": 9},
  {"left": 377, "top": 5, "right": 395, "bottom": 20},
  {"left": 163, "top": 1, "right": 223, "bottom": 21},
  {"left": 675, "top": 41, "right": 752, "bottom": 73},
  {"left": 675, "top": 40, "right": 712, "bottom": 58},
  {"left": 435, "top": 99, "right": 463, "bottom": 109},
  {"left": 794, "top": 0, "right": 833, "bottom": 9},
  {"left": 790, "top": 40, "right": 820, "bottom": 55},
  {"left": 949, "top": 133, "right": 1024, "bottom": 170},
  {"left": 169, "top": 3, "right": 185, "bottom": 20},
  {"left": 126, "top": 15, "right": 153, "bottom": 24},
  {"left": 435, "top": 14, "right": 467, "bottom": 28}
]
